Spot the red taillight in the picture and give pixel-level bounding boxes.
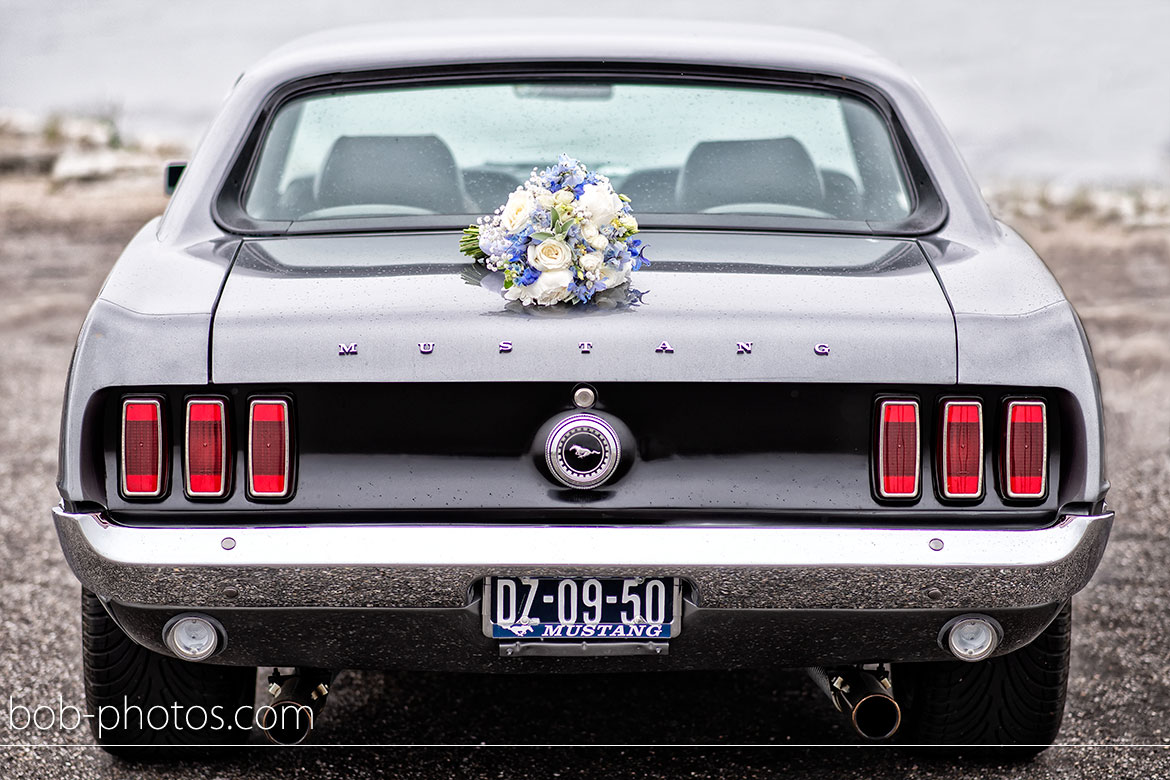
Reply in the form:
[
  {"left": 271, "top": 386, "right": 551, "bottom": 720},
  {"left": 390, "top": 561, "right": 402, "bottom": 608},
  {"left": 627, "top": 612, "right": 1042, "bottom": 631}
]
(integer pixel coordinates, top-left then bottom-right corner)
[
  {"left": 1004, "top": 400, "right": 1047, "bottom": 499},
  {"left": 877, "top": 399, "right": 920, "bottom": 499},
  {"left": 249, "top": 399, "right": 291, "bottom": 498},
  {"left": 121, "top": 398, "right": 164, "bottom": 498},
  {"left": 940, "top": 400, "right": 984, "bottom": 499},
  {"left": 185, "top": 399, "right": 228, "bottom": 498}
]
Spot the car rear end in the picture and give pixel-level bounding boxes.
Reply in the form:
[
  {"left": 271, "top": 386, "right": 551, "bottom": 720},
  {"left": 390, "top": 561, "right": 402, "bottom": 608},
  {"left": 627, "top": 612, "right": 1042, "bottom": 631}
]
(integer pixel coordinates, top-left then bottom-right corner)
[{"left": 53, "top": 25, "right": 1111, "bottom": 748}]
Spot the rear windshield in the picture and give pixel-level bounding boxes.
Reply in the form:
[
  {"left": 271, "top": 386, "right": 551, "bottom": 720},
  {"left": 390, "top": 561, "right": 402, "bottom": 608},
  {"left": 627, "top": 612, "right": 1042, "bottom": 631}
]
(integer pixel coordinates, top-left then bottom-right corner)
[{"left": 243, "top": 80, "right": 912, "bottom": 225}]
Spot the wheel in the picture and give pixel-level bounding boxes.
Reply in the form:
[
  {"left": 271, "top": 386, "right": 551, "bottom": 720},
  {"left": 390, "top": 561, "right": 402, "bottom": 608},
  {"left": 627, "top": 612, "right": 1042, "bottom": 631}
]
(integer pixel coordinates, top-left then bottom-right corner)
[
  {"left": 81, "top": 588, "right": 256, "bottom": 754},
  {"left": 895, "top": 601, "right": 1072, "bottom": 755}
]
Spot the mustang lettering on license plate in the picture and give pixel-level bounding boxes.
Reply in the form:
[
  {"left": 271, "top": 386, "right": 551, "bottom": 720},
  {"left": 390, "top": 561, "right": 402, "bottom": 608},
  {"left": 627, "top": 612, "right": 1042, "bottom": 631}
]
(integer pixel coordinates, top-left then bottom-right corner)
[{"left": 486, "top": 577, "right": 679, "bottom": 639}]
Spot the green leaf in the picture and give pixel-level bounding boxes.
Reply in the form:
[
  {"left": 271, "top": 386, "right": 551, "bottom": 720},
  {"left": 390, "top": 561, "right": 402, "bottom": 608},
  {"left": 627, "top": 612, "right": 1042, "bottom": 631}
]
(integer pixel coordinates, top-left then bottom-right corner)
[
  {"left": 530, "top": 232, "right": 554, "bottom": 241},
  {"left": 550, "top": 206, "right": 562, "bottom": 230}
]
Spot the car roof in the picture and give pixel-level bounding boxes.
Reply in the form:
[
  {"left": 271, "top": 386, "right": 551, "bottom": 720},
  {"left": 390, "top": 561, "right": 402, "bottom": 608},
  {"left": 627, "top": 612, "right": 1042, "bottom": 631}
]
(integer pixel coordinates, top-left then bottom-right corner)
[{"left": 244, "top": 19, "right": 912, "bottom": 91}]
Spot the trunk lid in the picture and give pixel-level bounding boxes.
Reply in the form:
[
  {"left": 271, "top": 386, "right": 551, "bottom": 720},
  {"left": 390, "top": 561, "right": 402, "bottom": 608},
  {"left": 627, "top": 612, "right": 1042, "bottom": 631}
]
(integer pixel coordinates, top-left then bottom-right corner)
[{"left": 211, "top": 231, "right": 956, "bottom": 384}]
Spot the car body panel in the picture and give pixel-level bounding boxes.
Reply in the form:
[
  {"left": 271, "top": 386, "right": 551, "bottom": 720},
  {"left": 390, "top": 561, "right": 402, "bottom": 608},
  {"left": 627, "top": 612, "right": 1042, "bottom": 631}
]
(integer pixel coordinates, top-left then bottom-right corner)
[
  {"left": 56, "top": 224, "right": 238, "bottom": 502},
  {"left": 920, "top": 227, "right": 1108, "bottom": 502},
  {"left": 210, "top": 232, "right": 956, "bottom": 384}
]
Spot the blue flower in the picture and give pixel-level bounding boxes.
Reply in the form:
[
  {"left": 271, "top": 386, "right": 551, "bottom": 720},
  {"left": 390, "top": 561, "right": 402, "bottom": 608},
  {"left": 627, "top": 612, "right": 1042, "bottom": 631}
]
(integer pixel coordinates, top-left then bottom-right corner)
[
  {"left": 628, "top": 238, "right": 649, "bottom": 270},
  {"left": 567, "top": 278, "right": 597, "bottom": 304}
]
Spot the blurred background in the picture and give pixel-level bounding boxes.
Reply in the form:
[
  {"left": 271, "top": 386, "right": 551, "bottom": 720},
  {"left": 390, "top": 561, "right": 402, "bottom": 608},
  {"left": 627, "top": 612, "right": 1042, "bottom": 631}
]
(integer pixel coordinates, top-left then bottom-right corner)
[
  {"left": 2, "top": 2, "right": 1169, "bottom": 776},
  {"left": 2, "top": 0, "right": 1169, "bottom": 187}
]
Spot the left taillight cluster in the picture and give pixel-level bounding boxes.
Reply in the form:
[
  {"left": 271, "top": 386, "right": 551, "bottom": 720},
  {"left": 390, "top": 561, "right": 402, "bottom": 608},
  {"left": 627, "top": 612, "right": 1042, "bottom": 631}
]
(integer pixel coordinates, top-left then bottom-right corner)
[
  {"left": 119, "top": 396, "right": 292, "bottom": 501},
  {"left": 874, "top": 396, "right": 1049, "bottom": 502}
]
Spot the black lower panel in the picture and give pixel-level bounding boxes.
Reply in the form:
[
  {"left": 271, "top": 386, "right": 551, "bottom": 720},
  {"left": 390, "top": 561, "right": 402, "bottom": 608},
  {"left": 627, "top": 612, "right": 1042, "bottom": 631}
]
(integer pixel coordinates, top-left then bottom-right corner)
[{"left": 107, "top": 599, "right": 1065, "bottom": 672}]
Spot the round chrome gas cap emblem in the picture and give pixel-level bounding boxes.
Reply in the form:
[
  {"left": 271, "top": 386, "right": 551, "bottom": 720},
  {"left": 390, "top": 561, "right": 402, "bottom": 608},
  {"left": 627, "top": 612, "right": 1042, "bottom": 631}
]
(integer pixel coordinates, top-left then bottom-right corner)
[{"left": 546, "top": 413, "right": 621, "bottom": 489}]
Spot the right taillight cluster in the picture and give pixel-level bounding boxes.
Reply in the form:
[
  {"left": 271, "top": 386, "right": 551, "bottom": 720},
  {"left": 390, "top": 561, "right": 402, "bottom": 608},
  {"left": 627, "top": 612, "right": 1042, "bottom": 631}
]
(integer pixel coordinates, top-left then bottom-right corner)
[
  {"left": 874, "top": 396, "right": 1048, "bottom": 502},
  {"left": 119, "top": 395, "right": 293, "bottom": 501}
]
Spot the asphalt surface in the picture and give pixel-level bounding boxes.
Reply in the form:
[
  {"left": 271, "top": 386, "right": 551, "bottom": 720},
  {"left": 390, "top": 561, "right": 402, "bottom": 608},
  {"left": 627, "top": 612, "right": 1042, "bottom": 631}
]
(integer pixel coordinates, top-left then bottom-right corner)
[{"left": 1, "top": 173, "right": 1169, "bottom": 777}]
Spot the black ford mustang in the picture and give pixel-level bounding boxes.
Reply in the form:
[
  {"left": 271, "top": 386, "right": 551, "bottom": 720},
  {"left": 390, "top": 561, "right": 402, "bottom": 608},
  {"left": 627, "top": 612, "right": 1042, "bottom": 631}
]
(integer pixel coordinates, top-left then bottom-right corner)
[{"left": 54, "top": 21, "right": 1110, "bottom": 751}]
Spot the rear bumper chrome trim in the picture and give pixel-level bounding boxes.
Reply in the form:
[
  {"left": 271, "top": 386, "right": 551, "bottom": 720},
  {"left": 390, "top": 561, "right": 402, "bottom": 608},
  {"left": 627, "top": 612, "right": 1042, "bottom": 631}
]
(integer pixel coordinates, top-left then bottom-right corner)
[{"left": 54, "top": 505, "right": 1113, "bottom": 613}]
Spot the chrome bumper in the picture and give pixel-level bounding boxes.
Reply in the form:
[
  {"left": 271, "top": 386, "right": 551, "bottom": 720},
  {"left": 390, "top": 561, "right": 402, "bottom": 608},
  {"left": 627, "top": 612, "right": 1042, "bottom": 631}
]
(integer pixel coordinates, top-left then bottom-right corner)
[{"left": 54, "top": 506, "right": 1112, "bottom": 613}]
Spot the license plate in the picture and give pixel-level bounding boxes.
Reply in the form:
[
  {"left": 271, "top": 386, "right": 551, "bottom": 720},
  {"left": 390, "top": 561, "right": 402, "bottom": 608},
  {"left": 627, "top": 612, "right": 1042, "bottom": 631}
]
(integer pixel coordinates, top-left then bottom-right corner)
[{"left": 485, "top": 577, "right": 680, "bottom": 640}]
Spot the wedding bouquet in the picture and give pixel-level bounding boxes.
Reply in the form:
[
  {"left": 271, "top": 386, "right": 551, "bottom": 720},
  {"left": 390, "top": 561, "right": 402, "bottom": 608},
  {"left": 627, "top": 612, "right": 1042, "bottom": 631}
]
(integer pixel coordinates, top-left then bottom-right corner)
[{"left": 459, "top": 155, "right": 647, "bottom": 306}]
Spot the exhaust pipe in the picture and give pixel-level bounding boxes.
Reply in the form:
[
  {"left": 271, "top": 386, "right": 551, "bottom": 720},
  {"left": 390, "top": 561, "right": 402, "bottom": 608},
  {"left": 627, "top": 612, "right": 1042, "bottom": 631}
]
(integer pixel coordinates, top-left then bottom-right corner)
[
  {"left": 260, "top": 668, "right": 334, "bottom": 745},
  {"left": 807, "top": 666, "right": 901, "bottom": 740}
]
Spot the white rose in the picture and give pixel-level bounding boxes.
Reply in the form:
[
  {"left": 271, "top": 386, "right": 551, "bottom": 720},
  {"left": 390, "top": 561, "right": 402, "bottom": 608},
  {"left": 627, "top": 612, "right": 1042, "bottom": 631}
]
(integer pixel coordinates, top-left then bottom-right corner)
[
  {"left": 535, "top": 190, "right": 555, "bottom": 209},
  {"left": 501, "top": 190, "right": 536, "bottom": 233},
  {"left": 578, "top": 183, "right": 623, "bottom": 228},
  {"left": 580, "top": 222, "right": 608, "bottom": 250},
  {"left": 553, "top": 189, "right": 575, "bottom": 207},
  {"left": 527, "top": 237, "right": 573, "bottom": 271},
  {"left": 580, "top": 252, "right": 604, "bottom": 272},
  {"left": 598, "top": 263, "right": 628, "bottom": 289},
  {"left": 505, "top": 267, "right": 573, "bottom": 306}
]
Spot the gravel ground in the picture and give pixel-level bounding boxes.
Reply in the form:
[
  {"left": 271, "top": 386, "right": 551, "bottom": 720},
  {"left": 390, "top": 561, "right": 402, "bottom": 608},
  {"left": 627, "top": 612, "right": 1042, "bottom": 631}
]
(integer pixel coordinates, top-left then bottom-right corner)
[{"left": 1, "top": 172, "right": 1168, "bottom": 777}]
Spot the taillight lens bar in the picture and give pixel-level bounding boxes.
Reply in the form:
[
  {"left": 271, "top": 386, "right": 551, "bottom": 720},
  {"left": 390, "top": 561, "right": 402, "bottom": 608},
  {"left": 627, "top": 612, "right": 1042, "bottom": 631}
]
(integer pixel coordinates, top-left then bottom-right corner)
[
  {"left": 121, "top": 398, "right": 165, "bottom": 498},
  {"left": 249, "top": 398, "right": 291, "bottom": 499},
  {"left": 940, "top": 400, "right": 984, "bottom": 499},
  {"left": 185, "top": 398, "right": 228, "bottom": 498},
  {"left": 1004, "top": 400, "right": 1047, "bottom": 499},
  {"left": 877, "top": 399, "right": 920, "bottom": 499}
]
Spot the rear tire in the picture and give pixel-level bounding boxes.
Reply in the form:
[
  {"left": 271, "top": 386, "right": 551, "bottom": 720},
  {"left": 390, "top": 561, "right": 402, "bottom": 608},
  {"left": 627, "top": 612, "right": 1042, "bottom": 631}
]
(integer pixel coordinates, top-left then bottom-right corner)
[
  {"left": 895, "top": 601, "right": 1072, "bottom": 756},
  {"left": 82, "top": 588, "right": 256, "bottom": 755}
]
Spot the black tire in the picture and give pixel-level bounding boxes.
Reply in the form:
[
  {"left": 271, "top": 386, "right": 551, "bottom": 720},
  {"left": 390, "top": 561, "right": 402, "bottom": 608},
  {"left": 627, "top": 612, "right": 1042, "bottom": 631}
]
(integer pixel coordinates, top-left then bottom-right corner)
[
  {"left": 895, "top": 601, "right": 1072, "bottom": 756},
  {"left": 82, "top": 588, "right": 256, "bottom": 755}
]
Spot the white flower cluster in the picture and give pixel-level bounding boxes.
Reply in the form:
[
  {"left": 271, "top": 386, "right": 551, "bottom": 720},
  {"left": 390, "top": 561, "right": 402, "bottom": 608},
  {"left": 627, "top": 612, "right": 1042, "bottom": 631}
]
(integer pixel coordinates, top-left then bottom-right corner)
[{"left": 460, "top": 156, "right": 646, "bottom": 306}]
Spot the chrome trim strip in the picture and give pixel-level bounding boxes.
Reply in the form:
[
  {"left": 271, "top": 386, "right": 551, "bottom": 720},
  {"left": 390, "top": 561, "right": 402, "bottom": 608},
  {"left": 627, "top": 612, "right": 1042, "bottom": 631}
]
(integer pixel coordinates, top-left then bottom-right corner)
[{"left": 54, "top": 506, "right": 1113, "bottom": 612}]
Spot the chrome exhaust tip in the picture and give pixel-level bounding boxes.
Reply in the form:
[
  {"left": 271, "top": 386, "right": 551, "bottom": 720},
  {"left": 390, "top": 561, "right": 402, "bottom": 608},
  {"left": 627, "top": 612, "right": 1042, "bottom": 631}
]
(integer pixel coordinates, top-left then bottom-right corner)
[
  {"left": 259, "top": 669, "right": 333, "bottom": 746},
  {"left": 849, "top": 684, "right": 902, "bottom": 741},
  {"left": 807, "top": 666, "right": 902, "bottom": 741}
]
